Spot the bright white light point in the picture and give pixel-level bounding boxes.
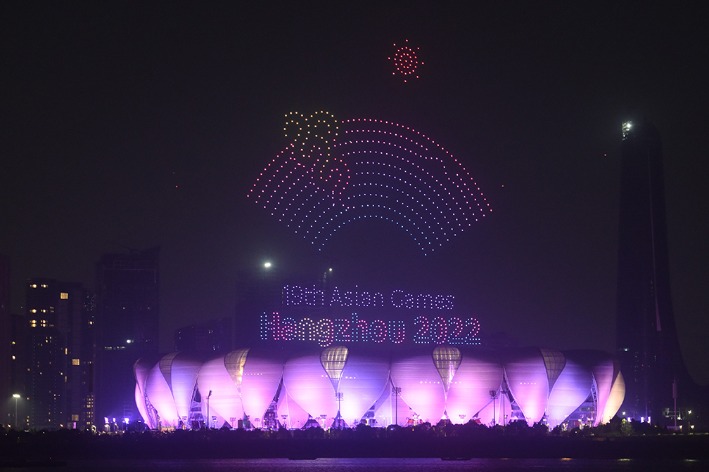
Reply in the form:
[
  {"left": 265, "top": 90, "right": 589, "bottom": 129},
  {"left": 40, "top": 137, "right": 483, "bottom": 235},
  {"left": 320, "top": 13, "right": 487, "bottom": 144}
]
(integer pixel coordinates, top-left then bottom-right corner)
[{"left": 263, "top": 261, "right": 272, "bottom": 269}]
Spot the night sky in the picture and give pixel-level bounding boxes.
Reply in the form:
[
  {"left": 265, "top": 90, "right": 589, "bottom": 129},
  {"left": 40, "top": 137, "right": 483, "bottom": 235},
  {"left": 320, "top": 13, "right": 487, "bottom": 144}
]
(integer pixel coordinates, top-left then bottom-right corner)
[{"left": 3, "top": 2, "right": 708, "bottom": 383}]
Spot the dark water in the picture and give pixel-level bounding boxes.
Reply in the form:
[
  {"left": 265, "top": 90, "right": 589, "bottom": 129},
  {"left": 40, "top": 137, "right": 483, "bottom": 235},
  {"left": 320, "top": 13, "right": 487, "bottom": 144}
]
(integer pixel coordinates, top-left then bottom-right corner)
[{"left": 10, "top": 457, "right": 705, "bottom": 472}]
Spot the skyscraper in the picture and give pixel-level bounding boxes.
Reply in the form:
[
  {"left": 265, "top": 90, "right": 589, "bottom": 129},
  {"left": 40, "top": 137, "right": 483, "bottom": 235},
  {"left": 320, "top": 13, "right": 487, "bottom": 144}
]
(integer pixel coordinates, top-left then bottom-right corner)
[
  {"left": 174, "top": 317, "right": 233, "bottom": 354},
  {"left": 616, "top": 120, "right": 687, "bottom": 423},
  {"left": 95, "top": 247, "right": 159, "bottom": 424},
  {"left": 24, "top": 278, "right": 94, "bottom": 429}
]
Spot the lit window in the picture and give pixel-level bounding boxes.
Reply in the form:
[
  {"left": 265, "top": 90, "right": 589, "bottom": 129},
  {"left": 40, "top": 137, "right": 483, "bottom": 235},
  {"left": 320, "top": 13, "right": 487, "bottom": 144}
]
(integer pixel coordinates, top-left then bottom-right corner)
[
  {"left": 30, "top": 284, "right": 37, "bottom": 289},
  {"left": 60, "top": 292, "right": 69, "bottom": 300},
  {"left": 72, "top": 358, "right": 80, "bottom": 366},
  {"left": 41, "top": 284, "right": 48, "bottom": 288},
  {"left": 30, "top": 308, "right": 37, "bottom": 314}
]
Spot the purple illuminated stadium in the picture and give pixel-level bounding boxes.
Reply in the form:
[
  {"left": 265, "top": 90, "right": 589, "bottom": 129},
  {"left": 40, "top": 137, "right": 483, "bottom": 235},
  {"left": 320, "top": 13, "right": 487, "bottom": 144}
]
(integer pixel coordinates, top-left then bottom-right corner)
[{"left": 134, "top": 345, "right": 625, "bottom": 430}]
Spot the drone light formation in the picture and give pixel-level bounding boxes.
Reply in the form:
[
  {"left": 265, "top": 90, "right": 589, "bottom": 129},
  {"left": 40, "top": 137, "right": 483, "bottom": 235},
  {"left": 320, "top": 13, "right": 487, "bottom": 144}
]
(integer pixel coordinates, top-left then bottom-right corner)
[
  {"left": 249, "top": 112, "right": 492, "bottom": 255},
  {"left": 388, "top": 39, "right": 423, "bottom": 83},
  {"left": 283, "top": 111, "right": 350, "bottom": 197}
]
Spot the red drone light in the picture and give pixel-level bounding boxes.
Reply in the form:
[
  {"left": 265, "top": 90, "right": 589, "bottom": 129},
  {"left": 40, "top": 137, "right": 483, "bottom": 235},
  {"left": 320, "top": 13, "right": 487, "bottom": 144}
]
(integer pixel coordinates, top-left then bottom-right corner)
[{"left": 388, "top": 39, "right": 423, "bottom": 83}]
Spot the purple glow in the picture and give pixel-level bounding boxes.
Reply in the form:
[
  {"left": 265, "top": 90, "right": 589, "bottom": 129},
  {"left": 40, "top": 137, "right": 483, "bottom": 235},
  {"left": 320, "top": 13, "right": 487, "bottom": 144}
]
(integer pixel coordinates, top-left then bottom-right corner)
[
  {"left": 390, "top": 354, "right": 446, "bottom": 425},
  {"left": 134, "top": 359, "right": 153, "bottom": 427},
  {"left": 146, "top": 361, "right": 180, "bottom": 428},
  {"left": 504, "top": 348, "right": 550, "bottom": 426},
  {"left": 135, "top": 347, "right": 624, "bottom": 430},
  {"left": 546, "top": 358, "right": 593, "bottom": 428},
  {"left": 241, "top": 350, "right": 283, "bottom": 422},
  {"left": 446, "top": 354, "right": 503, "bottom": 425},
  {"left": 338, "top": 353, "right": 390, "bottom": 424},
  {"left": 282, "top": 354, "right": 338, "bottom": 422},
  {"left": 196, "top": 356, "right": 244, "bottom": 428}
]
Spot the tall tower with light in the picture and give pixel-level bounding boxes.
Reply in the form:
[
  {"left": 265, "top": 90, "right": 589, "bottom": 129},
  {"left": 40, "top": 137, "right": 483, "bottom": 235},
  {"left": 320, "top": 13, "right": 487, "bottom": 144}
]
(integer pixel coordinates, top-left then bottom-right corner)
[
  {"left": 95, "top": 247, "right": 160, "bottom": 425},
  {"left": 615, "top": 119, "right": 687, "bottom": 424}
]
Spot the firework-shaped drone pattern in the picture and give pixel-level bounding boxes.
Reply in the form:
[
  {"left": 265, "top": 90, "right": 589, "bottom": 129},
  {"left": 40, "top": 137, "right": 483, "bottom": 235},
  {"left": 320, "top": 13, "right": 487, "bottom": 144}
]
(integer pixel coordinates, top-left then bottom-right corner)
[
  {"left": 248, "top": 111, "right": 492, "bottom": 255},
  {"left": 388, "top": 39, "right": 424, "bottom": 83}
]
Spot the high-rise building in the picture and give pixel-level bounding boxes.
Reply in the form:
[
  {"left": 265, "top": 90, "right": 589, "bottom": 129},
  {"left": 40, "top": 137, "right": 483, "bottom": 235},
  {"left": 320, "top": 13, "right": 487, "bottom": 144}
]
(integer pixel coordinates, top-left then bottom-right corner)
[
  {"left": 0, "top": 254, "right": 11, "bottom": 426},
  {"left": 615, "top": 120, "right": 688, "bottom": 424},
  {"left": 24, "top": 278, "right": 94, "bottom": 429},
  {"left": 95, "top": 247, "right": 159, "bottom": 424},
  {"left": 174, "top": 317, "right": 233, "bottom": 354}
]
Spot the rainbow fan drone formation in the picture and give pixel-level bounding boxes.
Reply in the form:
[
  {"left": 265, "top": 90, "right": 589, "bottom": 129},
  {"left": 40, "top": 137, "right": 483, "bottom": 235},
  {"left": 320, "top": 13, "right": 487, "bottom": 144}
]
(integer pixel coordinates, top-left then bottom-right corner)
[{"left": 248, "top": 111, "right": 491, "bottom": 254}]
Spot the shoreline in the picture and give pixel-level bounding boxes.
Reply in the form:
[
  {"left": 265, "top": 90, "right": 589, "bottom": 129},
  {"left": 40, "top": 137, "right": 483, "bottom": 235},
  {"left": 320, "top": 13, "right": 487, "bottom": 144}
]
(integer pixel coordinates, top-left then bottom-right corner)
[{"left": 2, "top": 428, "right": 708, "bottom": 461}]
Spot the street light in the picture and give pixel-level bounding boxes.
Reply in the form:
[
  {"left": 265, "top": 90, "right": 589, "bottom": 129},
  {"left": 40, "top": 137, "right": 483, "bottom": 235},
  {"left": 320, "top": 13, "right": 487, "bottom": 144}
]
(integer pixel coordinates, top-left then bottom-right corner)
[
  {"left": 489, "top": 390, "right": 498, "bottom": 426},
  {"left": 500, "top": 386, "right": 509, "bottom": 426},
  {"left": 392, "top": 386, "right": 401, "bottom": 426},
  {"left": 206, "top": 390, "right": 212, "bottom": 429},
  {"left": 12, "top": 394, "right": 20, "bottom": 429},
  {"left": 335, "top": 392, "right": 344, "bottom": 429}
]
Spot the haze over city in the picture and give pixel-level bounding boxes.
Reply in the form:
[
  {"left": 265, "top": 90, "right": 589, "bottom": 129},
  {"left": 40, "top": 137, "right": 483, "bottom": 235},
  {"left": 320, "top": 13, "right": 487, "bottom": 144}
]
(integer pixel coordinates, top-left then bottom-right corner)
[{"left": 2, "top": 0, "right": 708, "bottom": 386}]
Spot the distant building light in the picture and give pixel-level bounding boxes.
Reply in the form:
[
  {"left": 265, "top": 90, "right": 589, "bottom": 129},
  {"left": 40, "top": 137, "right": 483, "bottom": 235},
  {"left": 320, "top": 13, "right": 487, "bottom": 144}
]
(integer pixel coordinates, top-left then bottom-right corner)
[
  {"left": 126, "top": 339, "right": 133, "bottom": 344},
  {"left": 622, "top": 121, "right": 633, "bottom": 139},
  {"left": 60, "top": 292, "right": 69, "bottom": 300},
  {"left": 72, "top": 358, "right": 80, "bottom": 366}
]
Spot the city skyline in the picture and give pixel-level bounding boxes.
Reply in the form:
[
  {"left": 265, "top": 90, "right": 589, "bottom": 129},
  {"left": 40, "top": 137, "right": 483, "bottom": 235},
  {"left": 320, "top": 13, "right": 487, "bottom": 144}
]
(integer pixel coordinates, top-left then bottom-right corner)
[{"left": 2, "top": 1, "right": 708, "bottom": 390}]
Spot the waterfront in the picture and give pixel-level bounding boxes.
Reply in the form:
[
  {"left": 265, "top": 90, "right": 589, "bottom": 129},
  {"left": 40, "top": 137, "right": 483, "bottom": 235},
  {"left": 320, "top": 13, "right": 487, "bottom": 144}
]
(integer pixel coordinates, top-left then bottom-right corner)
[{"left": 5, "top": 457, "right": 707, "bottom": 472}]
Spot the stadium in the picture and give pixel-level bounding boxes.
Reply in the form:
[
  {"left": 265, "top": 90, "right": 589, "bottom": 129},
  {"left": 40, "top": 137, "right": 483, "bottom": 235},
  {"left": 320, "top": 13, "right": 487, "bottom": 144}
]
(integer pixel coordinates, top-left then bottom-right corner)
[{"left": 133, "top": 345, "right": 625, "bottom": 431}]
